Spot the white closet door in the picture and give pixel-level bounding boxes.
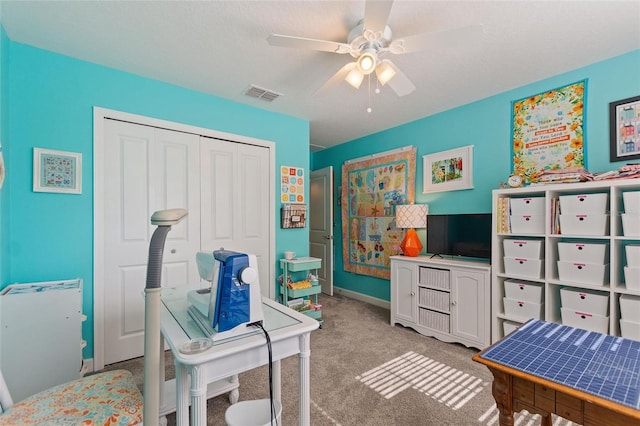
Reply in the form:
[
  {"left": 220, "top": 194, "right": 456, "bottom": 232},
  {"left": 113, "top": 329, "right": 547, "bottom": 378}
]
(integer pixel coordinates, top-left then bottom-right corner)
[
  {"left": 200, "top": 137, "right": 271, "bottom": 298},
  {"left": 103, "top": 120, "right": 200, "bottom": 365}
]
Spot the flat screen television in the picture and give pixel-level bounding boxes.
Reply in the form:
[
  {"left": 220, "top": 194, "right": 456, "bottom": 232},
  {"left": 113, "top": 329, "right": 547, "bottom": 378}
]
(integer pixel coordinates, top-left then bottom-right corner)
[{"left": 426, "top": 214, "right": 492, "bottom": 259}]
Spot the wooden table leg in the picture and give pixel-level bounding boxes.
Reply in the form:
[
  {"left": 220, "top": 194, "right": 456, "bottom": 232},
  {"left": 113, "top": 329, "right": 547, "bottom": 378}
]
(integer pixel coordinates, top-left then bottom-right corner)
[
  {"left": 541, "top": 414, "right": 553, "bottom": 426},
  {"left": 489, "top": 367, "right": 515, "bottom": 426}
]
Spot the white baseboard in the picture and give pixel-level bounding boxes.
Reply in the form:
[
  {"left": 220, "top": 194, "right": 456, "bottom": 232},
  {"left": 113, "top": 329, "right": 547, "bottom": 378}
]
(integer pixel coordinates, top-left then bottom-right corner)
[
  {"left": 333, "top": 287, "right": 390, "bottom": 310},
  {"left": 82, "top": 358, "right": 94, "bottom": 374}
]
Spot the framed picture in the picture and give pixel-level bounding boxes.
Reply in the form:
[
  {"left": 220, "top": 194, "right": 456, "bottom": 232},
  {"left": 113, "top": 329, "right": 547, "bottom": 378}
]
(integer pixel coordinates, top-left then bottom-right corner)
[
  {"left": 609, "top": 95, "right": 640, "bottom": 162},
  {"left": 422, "top": 145, "right": 474, "bottom": 193},
  {"left": 33, "top": 148, "right": 82, "bottom": 194},
  {"left": 511, "top": 80, "right": 586, "bottom": 185}
]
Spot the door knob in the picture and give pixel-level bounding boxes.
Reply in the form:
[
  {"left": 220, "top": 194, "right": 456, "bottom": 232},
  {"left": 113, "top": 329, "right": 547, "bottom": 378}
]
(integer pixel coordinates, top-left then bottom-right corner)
[{"left": 325, "top": 235, "right": 333, "bottom": 240}]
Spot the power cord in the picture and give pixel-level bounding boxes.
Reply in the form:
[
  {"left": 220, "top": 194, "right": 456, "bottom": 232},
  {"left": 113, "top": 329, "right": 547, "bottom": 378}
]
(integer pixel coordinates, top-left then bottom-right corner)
[{"left": 254, "top": 322, "right": 278, "bottom": 426}]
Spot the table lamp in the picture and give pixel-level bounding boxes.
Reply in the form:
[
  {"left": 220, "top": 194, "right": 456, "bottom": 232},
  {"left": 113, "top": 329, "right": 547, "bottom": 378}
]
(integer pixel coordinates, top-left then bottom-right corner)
[{"left": 396, "top": 204, "right": 428, "bottom": 257}]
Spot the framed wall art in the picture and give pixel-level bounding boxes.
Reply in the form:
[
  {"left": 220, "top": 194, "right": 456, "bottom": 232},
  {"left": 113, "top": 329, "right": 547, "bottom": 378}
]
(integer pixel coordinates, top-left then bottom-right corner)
[
  {"left": 511, "top": 80, "right": 586, "bottom": 184},
  {"left": 33, "top": 148, "right": 82, "bottom": 194},
  {"left": 609, "top": 95, "right": 640, "bottom": 162},
  {"left": 422, "top": 145, "right": 474, "bottom": 193}
]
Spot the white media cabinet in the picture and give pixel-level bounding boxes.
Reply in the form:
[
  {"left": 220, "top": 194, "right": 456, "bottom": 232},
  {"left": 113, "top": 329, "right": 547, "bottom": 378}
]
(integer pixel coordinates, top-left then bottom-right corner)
[
  {"left": 390, "top": 255, "right": 491, "bottom": 349},
  {"left": 492, "top": 178, "right": 640, "bottom": 343}
]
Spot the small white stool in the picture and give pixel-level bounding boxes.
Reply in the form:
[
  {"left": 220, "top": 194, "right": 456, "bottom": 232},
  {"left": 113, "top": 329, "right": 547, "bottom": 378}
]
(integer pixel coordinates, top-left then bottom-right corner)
[{"left": 225, "top": 399, "right": 282, "bottom": 426}]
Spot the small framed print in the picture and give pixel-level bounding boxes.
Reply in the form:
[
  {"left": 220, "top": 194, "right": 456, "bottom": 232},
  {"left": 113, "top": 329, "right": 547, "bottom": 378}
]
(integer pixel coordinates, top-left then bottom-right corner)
[
  {"left": 422, "top": 145, "right": 474, "bottom": 193},
  {"left": 609, "top": 95, "right": 640, "bottom": 162},
  {"left": 33, "top": 148, "right": 82, "bottom": 194}
]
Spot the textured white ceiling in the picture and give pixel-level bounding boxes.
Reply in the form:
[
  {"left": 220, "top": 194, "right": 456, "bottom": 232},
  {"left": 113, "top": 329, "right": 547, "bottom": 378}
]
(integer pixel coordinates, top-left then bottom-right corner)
[{"left": 2, "top": 1, "right": 639, "bottom": 151}]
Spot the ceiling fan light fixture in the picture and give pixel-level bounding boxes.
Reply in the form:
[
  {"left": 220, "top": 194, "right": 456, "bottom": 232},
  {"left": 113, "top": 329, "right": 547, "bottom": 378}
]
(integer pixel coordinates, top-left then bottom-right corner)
[
  {"left": 376, "top": 60, "right": 396, "bottom": 86},
  {"left": 345, "top": 68, "right": 365, "bottom": 89},
  {"left": 357, "top": 51, "right": 377, "bottom": 75}
]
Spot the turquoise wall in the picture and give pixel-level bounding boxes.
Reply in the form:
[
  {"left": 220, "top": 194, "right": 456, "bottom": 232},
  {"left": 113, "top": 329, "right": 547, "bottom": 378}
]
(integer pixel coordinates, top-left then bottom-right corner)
[
  {"left": 312, "top": 50, "right": 640, "bottom": 302},
  {"left": 0, "top": 25, "right": 6, "bottom": 286},
  {"left": 2, "top": 40, "right": 310, "bottom": 359}
]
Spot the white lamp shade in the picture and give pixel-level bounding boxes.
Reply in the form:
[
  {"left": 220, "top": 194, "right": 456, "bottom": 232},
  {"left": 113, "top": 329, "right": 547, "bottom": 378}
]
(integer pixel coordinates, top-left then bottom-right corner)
[
  {"left": 375, "top": 60, "right": 396, "bottom": 86},
  {"left": 357, "top": 51, "right": 377, "bottom": 75},
  {"left": 345, "top": 68, "right": 364, "bottom": 89},
  {"left": 396, "top": 204, "right": 428, "bottom": 229}
]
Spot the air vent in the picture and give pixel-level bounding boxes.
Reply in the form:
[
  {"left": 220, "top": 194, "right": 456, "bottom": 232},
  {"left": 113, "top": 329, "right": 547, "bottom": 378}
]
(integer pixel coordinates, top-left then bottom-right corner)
[{"left": 244, "top": 85, "right": 282, "bottom": 102}]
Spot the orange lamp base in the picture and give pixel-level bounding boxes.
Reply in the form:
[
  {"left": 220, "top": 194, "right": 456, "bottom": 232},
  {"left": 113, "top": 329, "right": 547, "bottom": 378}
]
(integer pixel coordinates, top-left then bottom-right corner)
[{"left": 400, "top": 228, "right": 422, "bottom": 257}]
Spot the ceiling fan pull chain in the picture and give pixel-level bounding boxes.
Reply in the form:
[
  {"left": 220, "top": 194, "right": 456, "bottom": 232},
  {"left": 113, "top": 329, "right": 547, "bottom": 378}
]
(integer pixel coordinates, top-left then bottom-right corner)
[{"left": 367, "top": 74, "right": 372, "bottom": 113}]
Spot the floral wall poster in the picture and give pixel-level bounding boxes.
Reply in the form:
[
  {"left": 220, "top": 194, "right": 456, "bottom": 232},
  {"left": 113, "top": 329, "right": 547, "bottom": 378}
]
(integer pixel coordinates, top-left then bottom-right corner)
[
  {"left": 511, "top": 80, "right": 586, "bottom": 184},
  {"left": 341, "top": 147, "right": 416, "bottom": 279}
]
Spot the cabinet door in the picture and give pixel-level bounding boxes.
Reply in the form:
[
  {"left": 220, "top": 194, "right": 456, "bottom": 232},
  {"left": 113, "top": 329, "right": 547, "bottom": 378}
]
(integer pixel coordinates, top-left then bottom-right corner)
[
  {"left": 390, "top": 261, "right": 417, "bottom": 325},
  {"left": 451, "top": 268, "right": 488, "bottom": 345}
]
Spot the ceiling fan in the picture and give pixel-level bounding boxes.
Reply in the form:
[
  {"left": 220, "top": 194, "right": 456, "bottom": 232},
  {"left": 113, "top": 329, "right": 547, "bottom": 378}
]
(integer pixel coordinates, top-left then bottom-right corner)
[{"left": 267, "top": 0, "right": 483, "bottom": 97}]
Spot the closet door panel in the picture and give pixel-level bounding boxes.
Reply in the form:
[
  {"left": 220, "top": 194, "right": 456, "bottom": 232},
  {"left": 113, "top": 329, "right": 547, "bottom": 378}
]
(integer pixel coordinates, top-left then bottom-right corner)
[
  {"left": 200, "top": 138, "right": 271, "bottom": 297},
  {"left": 154, "top": 128, "right": 201, "bottom": 288}
]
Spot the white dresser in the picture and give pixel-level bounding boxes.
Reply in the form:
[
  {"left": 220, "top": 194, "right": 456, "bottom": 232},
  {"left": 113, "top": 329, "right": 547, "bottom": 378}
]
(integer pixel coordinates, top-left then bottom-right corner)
[{"left": 390, "top": 256, "right": 491, "bottom": 349}]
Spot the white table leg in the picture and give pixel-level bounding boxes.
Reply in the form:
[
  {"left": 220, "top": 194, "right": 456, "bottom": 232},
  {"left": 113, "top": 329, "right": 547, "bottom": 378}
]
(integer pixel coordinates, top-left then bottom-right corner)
[
  {"left": 299, "top": 333, "right": 311, "bottom": 426},
  {"left": 175, "top": 361, "right": 189, "bottom": 426},
  {"left": 190, "top": 365, "right": 207, "bottom": 426},
  {"left": 273, "top": 360, "right": 282, "bottom": 403},
  {"left": 229, "top": 374, "right": 240, "bottom": 404}
]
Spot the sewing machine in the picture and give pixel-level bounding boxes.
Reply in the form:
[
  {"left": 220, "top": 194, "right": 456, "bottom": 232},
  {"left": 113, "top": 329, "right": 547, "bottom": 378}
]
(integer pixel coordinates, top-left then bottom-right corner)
[{"left": 187, "top": 249, "right": 264, "bottom": 342}]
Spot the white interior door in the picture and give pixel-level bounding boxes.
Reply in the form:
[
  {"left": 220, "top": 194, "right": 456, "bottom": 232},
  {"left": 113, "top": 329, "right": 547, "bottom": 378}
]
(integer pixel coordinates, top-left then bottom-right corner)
[
  {"left": 310, "top": 167, "right": 334, "bottom": 295},
  {"left": 102, "top": 120, "right": 200, "bottom": 365},
  {"left": 200, "top": 137, "right": 271, "bottom": 298}
]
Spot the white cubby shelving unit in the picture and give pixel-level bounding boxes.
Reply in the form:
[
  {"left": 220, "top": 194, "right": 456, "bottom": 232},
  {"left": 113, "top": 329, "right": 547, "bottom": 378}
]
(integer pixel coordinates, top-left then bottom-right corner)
[{"left": 491, "top": 178, "right": 640, "bottom": 343}]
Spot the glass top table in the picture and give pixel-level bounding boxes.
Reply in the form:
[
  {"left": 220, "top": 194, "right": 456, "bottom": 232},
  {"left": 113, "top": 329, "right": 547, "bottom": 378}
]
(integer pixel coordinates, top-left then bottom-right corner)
[
  {"left": 161, "top": 285, "right": 302, "bottom": 344},
  {"left": 158, "top": 284, "right": 318, "bottom": 426}
]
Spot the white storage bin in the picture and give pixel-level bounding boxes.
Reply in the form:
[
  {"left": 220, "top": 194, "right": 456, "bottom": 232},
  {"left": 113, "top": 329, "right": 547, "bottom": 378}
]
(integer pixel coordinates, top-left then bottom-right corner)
[
  {"left": 560, "top": 287, "right": 609, "bottom": 315},
  {"left": 620, "top": 319, "right": 640, "bottom": 341},
  {"left": 225, "top": 399, "right": 282, "bottom": 426},
  {"left": 510, "top": 197, "right": 545, "bottom": 215},
  {"left": 503, "top": 297, "right": 543, "bottom": 320},
  {"left": 561, "top": 308, "right": 609, "bottom": 333},
  {"left": 504, "top": 280, "right": 544, "bottom": 303},
  {"left": 626, "top": 244, "right": 640, "bottom": 268},
  {"left": 621, "top": 214, "right": 640, "bottom": 236},
  {"left": 619, "top": 294, "right": 640, "bottom": 322},
  {"left": 559, "top": 213, "right": 609, "bottom": 236},
  {"left": 503, "top": 239, "right": 543, "bottom": 258},
  {"left": 623, "top": 191, "right": 640, "bottom": 213},
  {"left": 504, "top": 257, "right": 544, "bottom": 279},
  {"left": 510, "top": 214, "right": 545, "bottom": 234},
  {"left": 559, "top": 193, "right": 608, "bottom": 214},
  {"left": 557, "top": 242, "right": 609, "bottom": 263},
  {"left": 557, "top": 261, "right": 609, "bottom": 286},
  {"left": 624, "top": 266, "right": 640, "bottom": 291},
  {"left": 503, "top": 320, "right": 521, "bottom": 336}
]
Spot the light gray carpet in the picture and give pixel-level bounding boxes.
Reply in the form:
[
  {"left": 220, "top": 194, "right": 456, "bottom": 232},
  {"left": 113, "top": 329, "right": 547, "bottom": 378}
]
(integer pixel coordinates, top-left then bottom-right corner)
[{"left": 101, "top": 293, "right": 574, "bottom": 425}]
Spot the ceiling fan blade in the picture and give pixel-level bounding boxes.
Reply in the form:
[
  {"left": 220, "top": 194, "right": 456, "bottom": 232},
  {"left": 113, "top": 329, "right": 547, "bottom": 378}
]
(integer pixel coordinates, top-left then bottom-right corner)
[
  {"left": 363, "top": 0, "right": 394, "bottom": 36},
  {"left": 392, "top": 24, "right": 484, "bottom": 54},
  {"left": 313, "top": 62, "right": 357, "bottom": 97},
  {"left": 384, "top": 60, "right": 415, "bottom": 97},
  {"left": 267, "top": 34, "right": 351, "bottom": 54}
]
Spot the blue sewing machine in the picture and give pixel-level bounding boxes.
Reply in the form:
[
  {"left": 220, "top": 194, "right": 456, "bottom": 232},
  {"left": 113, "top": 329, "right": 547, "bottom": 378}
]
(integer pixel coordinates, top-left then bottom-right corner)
[{"left": 187, "top": 249, "right": 264, "bottom": 342}]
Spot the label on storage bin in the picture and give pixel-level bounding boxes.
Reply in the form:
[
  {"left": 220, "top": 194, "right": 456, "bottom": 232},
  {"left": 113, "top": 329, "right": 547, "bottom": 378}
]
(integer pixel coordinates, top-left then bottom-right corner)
[{"left": 575, "top": 311, "right": 592, "bottom": 317}]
